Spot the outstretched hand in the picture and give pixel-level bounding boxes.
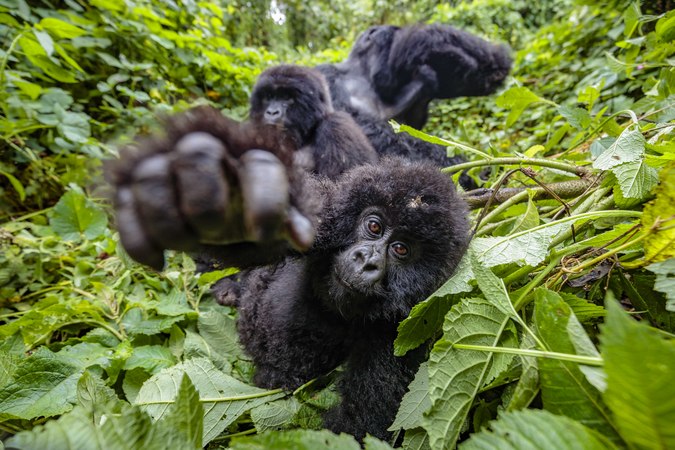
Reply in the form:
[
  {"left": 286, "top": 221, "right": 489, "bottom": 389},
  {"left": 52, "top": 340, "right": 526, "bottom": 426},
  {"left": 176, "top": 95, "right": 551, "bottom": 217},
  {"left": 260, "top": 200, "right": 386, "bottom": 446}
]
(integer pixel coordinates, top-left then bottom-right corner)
[{"left": 106, "top": 106, "right": 315, "bottom": 270}]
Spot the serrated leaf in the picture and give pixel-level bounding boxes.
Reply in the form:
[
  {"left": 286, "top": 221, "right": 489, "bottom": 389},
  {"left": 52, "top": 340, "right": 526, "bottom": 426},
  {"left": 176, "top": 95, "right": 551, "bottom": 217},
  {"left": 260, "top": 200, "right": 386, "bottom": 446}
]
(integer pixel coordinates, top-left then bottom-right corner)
[
  {"left": 496, "top": 86, "right": 551, "bottom": 127},
  {"left": 395, "top": 296, "right": 453, "bottom": 357},
  {"left": 0, "top": 347, "right": 82, "bottom": 420},
  {"left": 592, "top": 127, "right": 645, "bottom": 170},
  {"left": 460, "top": 409, "right": 618, "bottom": 450},
  {"left": 534, "top": 288, "right": 619, "bottom": 441},
  {"left": 230, "top": 429, "right": 362, "bottom": 450},
  {"left": 159, "top": 375, "right": 203, "bottom": 449},
  {"left": 135, "top": 357, "right": 285, "bottom": 445},
  {"left": 472, "top": 222, "right": 567, "bottom": 268},
  {"left": 50, "top": 189, "right": 107, "bottom": 241},
  {"left": 612, "top": 159, "right": 659, "bottom": 199},
  {"left": 601, "top": 298, "right": 675, "bottom": 449},
  {"left": 647, "top": 258, "right": 675, "bottom": 311},
  {"left": 250, "top": 397, "right": 300, "bottom": 432},
  {"left": 423, "top": 298, "right": 511, "bottom": 450},
  {"left": 642, "top": 162, "right": 675, "bottom": 263},
  {"left": 390, "top": 362, "right": 430, "bottom": 431},
  {"left": 559, "top": 105, "right": 591, "bottom": 130},
  {"left": 124, "top": 345, "right": 176, "bottom": 374},
  {"left": 402, "top": 428, "right": 431, "bottom": 450},
  {"left": 197, "top": 309, "right": 244, "bottom": 359},
  {"left": 559, "top": 292, "right": 606, "bottom": 323}
]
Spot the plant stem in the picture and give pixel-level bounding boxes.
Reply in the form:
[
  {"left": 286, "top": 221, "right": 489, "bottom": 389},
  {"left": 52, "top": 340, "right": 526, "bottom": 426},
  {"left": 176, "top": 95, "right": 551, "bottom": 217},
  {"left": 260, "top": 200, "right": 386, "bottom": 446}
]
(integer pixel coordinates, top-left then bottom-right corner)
[
  {"left": 453, "top": 343, "right": 604, "bottom": 366},
  {"left": 442, "top": 157, "right": 590, "bottom": 177},
  {"left": 136, "top": 388, "right": 285, "bottom": 405}
]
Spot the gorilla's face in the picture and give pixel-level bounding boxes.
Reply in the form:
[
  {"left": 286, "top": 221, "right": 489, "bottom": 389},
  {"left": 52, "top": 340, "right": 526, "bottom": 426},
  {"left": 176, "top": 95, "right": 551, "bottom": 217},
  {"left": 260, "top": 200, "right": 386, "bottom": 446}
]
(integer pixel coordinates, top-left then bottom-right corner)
[
  {"left": 330, "top": 208, "right": 416, "bottom": 304},
  {"left": 311, "top": 159, "right": 469, "bottom": 323}
]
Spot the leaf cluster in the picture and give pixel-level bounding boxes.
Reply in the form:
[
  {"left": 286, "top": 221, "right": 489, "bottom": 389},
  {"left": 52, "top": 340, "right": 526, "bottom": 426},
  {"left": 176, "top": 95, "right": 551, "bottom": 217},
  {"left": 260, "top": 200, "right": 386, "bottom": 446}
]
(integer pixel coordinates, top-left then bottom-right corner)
[{"left": 1, "top": 0, "right": 675, "bottom": 449}]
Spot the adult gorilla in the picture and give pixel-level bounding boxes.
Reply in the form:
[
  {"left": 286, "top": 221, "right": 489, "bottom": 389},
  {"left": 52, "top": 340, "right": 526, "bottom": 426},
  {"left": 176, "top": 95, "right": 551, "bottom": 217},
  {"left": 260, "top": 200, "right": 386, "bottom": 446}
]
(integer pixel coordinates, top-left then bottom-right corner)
[{"left": 317, "top": 24, "right": 512, "bottom": 129}]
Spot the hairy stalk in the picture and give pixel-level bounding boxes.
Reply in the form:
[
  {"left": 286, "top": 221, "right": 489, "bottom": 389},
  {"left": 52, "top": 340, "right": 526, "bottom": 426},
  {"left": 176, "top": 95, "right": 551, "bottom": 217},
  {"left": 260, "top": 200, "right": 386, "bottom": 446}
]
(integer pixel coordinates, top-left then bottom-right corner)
[{"left": 443, "top": 157, "right": 591, "bottom": 177}]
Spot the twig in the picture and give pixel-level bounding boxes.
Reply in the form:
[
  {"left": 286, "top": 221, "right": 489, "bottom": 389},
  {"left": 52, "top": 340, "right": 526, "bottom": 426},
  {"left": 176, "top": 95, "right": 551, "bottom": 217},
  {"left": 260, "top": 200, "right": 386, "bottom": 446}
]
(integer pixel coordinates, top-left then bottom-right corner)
[{"left": 462, "top": 178, "right": 595, "bottom": 210}]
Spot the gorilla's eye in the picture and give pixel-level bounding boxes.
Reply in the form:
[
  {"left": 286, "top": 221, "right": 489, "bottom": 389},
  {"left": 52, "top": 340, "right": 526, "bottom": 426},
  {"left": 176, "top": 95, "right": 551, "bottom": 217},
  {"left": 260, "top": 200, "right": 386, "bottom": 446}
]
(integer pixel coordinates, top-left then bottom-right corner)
[
  {"left": 366, "top": 218, "right": 383, "bottom": 236},
  {"left": 391, "top": 242, "right": 409, "bottom": 257}
]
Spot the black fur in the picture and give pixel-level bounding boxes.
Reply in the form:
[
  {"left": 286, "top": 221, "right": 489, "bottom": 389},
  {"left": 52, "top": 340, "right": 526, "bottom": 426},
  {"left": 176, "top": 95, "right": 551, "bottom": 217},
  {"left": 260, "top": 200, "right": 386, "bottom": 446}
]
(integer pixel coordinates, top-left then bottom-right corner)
[
  {"left": 250, "top": 65, "right": 377, "bottom": 180},
  {"left": 317, "top": 24, "right": 511, "bottom": 129},
  {"left": 224, "top": 158, "right": 470, "bottom": 440}
]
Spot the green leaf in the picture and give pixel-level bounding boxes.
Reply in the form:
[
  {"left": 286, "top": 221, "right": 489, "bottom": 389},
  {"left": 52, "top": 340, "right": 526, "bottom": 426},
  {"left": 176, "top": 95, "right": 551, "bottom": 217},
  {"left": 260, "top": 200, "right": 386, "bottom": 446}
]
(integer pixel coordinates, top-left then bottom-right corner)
[
  {"left": 510, "top": 192, "right": 539, "bottom": 233},
  {"left": 534, "top": 288, "right": 619, "bottom": 441},
  {"left": 158, "top": 374, "right": 203, "bottom": 449},
  {"left": 39, "top": 17, "right": 87, "bottom": 39},
  {"left": 559, "top": 105, "right": 591, "bottom": 130},
  {"left": 135, "top": 357, "right": 285, "bottom": 445},
  {"left": 592, "top": 127, "right": 645, "bottom": 170},
  {"left": 423, "top": 298, "right": 511, "bottom": 450},
  {"left": 33, "top": 30, "right": 54, "bottom": 56},
  {"left": 505, "top": 334, "right": 539, "bottom": 411},
  {"left": 459, "top": 409, "right": 619, "bottom": 450},
  {"left": 472, "top": 222, "right": 567, "bottom": 268},
  {"left": 389, "top": 362, "right": 430, "bottom": 431},
  {"left": 0, "top": 170, "right": 26, "bottom": 201},
  {"left": 197, "top": 309, "right": 244, "bottom": 359},
  {"left": 656, "top": 12, "right": 675, "bottom": 41},
  {"left": 231, "top": 429, "right": 363, "bottom": 450},
  {"left": 55, "top": 106, "right": 91, "bottom": 143},
  {"left": 50, "top": 188, "right": 107, "bottom": 241},
  {"left": 647, "top": 258, "right": 675, "bottom": 311},
  {"left": 601, "top": 298, "right": 675, "bottom": 449},
  {"left": 612, "top": 159, "right": 659, "bottom": 199},
  {"left": 124, "top": 345, "right": 176, "bottom": 374},
  {"left": 402, "top": 428, "right": 431, "bottom": 450},
  {"left": 496, "top": 86, "right": 553, "bottom": 127},
  {"left": 0, "top": 347, "right": 82, "bottom": 420},
  {"left": 395, "top": 296, "right": 453, "bottom": 357},
  {"left": 559, "top": 292, "right": 606, "bottom": 323},
  {"left": 250, "top": 397, "right": 300, "bottom": 432},
  {"left": 642, "top": 162, "right": 675, "bottom": 263},
  {"left": 623, "top": 2, "right": 641, "bottom": 37}
]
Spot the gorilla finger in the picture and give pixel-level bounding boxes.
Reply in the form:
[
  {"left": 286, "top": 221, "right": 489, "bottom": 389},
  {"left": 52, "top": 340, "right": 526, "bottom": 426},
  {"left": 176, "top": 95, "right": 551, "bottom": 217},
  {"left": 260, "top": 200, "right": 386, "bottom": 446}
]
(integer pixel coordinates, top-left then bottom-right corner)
[
  {"left": 132, "top": 155, "right": 197, "bottom": 251},
  {"left": 285, "top": 207, "right": 315, "bottom": 251},
  {"left": 115, "top": 187, "right": 165, "bottom": 270},
  {"left": 173, "top": 132, "right": 230, "bottom": 241},
  {"left": 238, "top": 150, "right": 289, "bottom": 242}
]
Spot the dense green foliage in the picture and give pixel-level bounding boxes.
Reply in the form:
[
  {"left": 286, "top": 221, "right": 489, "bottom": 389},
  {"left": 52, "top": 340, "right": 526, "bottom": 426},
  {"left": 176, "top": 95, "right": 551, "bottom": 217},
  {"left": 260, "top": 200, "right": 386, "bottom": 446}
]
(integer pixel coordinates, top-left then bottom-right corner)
[{"left": 1, "top": 0, "right": 674, "bottom": 449}]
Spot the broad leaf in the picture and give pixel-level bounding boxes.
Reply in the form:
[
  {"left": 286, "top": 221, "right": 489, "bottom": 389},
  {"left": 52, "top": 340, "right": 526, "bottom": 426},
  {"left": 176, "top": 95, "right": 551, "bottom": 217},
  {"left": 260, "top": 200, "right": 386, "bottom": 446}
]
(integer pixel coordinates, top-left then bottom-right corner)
[
  {"left": 612, "top": 159, "right": 658, "bottom": 199},
  {"left": 230, "top": 429, "right": 363, "bottom": 449},
  {"left": 496, "top": 86, "right": 552, "bottom": 127},
  {"left": 423, "top": 298, "right": 512, "bottom": 450},
  {"left": 601, "top": 298, "right": 675, "bottom": 449},
  {"left": 0, "top": 347, "right": 82, "bottom": 420},
  {"left": 647, "top": 258, "right": 675, "bottom": 311},
  {"left": 50, "top": 188, "right": 107, "bottom": 241},
  {"left": 642, "top": 162, "right": 675, "bottom": 263},
  {"left": 460, "top": 409, "right": 618, "bottom": 450},
  {"left": 534, "top": 288, "right": 619, "bottom": 441},
  {"left": 592, "top": 127, "right": 645, "bottom": 170},
  {"left": 135, "top": 357, "right": 285, "bottom": 445},
  {"left": 389, "top": 362, "right": 430, "bottom": 431}
]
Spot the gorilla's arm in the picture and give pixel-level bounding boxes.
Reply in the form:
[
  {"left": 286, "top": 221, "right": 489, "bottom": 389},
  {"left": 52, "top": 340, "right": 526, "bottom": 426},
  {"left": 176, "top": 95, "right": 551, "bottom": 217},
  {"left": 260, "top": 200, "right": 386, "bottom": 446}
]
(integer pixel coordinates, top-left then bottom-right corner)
[
  {"left": 320, "top": 24, "right": 511, "bottom": 129},
  {"left": 106, "top": 106, "right": 317, "bottom": 270},
  {"left": 323, "top": 327, "right": 427, "bottom": 441}
]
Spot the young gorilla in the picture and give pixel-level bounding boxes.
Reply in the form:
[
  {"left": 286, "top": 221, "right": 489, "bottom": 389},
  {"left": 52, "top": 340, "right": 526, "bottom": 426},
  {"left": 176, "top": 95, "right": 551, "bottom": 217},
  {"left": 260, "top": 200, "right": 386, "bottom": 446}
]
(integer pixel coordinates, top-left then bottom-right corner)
[
  {"left": 251, "top": 65, "right": 377, "bottom": 180},
  {"left": 108, "top": 104, "right": 470, "bottom": 441}
]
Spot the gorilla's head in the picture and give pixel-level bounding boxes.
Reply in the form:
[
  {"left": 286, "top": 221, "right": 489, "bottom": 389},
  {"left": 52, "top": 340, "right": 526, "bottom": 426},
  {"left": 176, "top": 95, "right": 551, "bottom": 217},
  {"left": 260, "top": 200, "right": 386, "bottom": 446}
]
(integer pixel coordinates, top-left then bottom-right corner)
[{"left": 312, "top": 158, "right": 470, "bottom": 322}]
